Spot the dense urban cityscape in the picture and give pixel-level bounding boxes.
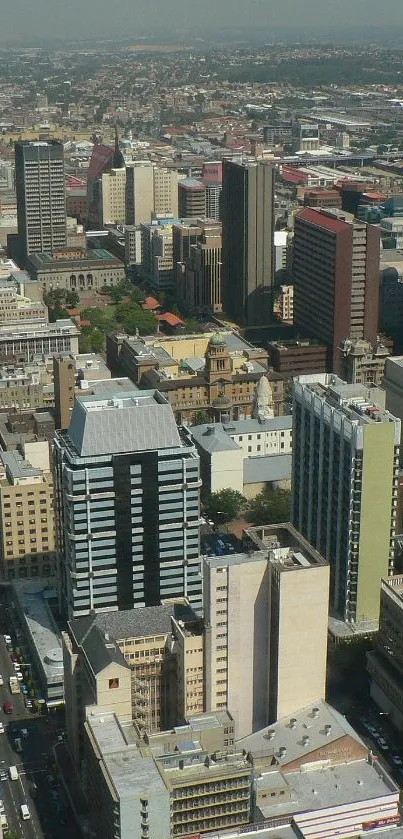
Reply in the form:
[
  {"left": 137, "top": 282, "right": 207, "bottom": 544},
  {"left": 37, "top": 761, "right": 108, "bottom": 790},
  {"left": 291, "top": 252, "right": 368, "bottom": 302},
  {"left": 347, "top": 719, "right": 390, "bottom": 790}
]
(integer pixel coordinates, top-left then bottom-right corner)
[{"left": 2, "top": 16, "right": 403, "bottom": 839}]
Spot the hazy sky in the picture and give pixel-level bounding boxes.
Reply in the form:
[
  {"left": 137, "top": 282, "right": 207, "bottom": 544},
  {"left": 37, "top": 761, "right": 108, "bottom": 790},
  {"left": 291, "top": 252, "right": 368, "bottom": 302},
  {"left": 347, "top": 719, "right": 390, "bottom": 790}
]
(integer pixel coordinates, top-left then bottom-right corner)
[{"left": 2, "top": 0, "right": 403, "bottom": 42}]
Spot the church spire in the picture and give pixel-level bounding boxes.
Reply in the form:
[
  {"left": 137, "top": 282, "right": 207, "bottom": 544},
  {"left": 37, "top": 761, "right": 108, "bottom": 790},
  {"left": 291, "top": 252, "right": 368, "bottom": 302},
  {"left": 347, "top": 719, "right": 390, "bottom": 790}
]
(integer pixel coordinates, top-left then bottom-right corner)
[{"left": 112, "top": 124, "right": 125, "bottom": 169}]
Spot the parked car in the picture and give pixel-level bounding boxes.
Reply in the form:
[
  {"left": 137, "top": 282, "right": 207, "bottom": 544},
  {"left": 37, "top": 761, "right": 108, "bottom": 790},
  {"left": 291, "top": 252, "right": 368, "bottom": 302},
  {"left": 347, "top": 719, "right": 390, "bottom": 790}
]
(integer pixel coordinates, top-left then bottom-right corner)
[
  {"left": 2, "top": 701, "right": 12, "bottom": 714},
  {"left": 0, "top": 676, "right": 3, "bottom": 687}
]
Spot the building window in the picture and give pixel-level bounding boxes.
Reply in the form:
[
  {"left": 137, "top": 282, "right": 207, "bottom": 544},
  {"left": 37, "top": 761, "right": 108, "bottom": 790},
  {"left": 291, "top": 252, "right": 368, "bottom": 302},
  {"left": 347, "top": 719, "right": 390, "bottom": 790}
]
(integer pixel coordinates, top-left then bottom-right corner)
[{"left": 109, "top": 678, "right": 119, "bottom": 689}]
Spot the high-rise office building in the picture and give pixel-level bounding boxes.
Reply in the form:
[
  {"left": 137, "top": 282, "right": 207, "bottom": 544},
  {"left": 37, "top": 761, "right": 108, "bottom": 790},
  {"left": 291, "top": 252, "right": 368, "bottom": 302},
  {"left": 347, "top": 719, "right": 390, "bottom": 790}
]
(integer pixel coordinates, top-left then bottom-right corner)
[
  {"left": 204, "top": 524, "right": 329, "bottom": 738},
  {"left": 178, "top": 178, "right": 206, "bottom": 218},
  {"left": 15, "top": 140, "right": 67, "bottom": 263},
  {"left": 293, "top": 208, "right": 380, "bottom": 375},
  {"left": 153, "top": 168, "right": 183, "bottom": 217},
  {"left": 53, "top": 389, "right": 202, "bottom": 619},
  {"left": 292, "top": 374, "right": 400, "bottom": 627},
  {"left": 101, "top": 167, "right": 126, "bottom": 225},
  {"left": 125, "top": 163, "right": 154, "bottom": 225},
  {"left": 221, "top": 160, "right": 275, "bottom": 327},
  {"left": 177, "top": 223, "right": 222, "bottom": 313}
]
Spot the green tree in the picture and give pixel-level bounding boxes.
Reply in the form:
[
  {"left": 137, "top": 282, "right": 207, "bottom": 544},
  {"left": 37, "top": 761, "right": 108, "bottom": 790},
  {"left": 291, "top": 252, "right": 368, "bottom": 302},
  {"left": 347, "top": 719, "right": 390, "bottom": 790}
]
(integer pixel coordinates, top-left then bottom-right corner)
[
  {"left": 65, "top": 290, "right": 80, "bottom": 308},
  {"left": 50, "top": 305, "right": 71, "bottom": 322},
  {"left": 247, "top": 487, "right": 291, "bottom": 526},
  {"left": 204, "top": 489, "right": 245, "bottom": 523},
  {"left": 192, "top": 410, "right": 210, "bottom": 426}
]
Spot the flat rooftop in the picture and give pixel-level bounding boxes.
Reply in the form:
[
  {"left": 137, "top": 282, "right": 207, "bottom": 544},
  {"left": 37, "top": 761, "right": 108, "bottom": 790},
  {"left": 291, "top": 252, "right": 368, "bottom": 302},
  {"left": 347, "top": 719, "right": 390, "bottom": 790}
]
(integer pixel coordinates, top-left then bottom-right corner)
[
  {"left": 244, "top": 523, "right": 327, "bottom": 567},
  {"left": 0, "top": 449, "right": 43, "bottom": 482},
  {"left": 295, "top": 376, "right": 399, "bottom": 429},
  {"left": 28, "top": 248, "right": 123, "bottom": 268},
  {"left": 0, "top": 318, "right": 79, "bottom": 338},
  {"left": 238, "top": 700, "right": 366, "bottom": 772},
  {"left": 12, "top": 580, "right": 63, "bottom": 691}
]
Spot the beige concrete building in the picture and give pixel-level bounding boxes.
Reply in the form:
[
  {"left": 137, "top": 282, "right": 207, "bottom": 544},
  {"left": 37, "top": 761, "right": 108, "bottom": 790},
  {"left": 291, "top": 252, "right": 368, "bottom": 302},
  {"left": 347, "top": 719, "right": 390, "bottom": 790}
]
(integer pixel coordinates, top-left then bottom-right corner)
[
  {"left": 273, "top": 284, "right": 294, "bottom": 323},
  {"left": 27, "top": 248, "right": 125, "bottom": 294},
  {"left": 63, "top": 601, "right": 204, "bottom": 768},
  {"left": 101, "top": 167, "right": 126, "bottom": 225},
  {"left": 204, "top": 524, "right": 329, "bottom": 738},
  {"left": 0, "top": 442, "right": 56, "bottom": 581},
  {"left": 125, "top": 163, "right": 154, "bottom": 225},
  {"left": 340, "top": 338, "right": 389, "bottom": 387},
  {"left": 153, "top": 167, "right": 183, "bottom": 217},
  {"left": 0, "top": 285, "right": 47, "bottom": 323}
]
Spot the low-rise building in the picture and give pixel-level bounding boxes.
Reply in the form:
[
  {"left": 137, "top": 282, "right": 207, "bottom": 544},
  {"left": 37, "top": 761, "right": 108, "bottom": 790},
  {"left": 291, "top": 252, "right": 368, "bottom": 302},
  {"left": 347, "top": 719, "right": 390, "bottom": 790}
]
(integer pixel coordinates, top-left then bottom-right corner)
[
  {"left": 0, "top": 285, "right": 47, "bottom": 323},
  {"left": 63, "top": 602, "right": 204, "bottom": 768},
  {"left": 0, "top": 319, "right": 79, "bottom": 362},
  {"left": 26, "top": 247, "right": 125, "bottom": 294},
  {"left": 107, "top": 330, "right": 283, "bottom": 425},
  {"left": 190, "top": 416, "right": 292, "bottom": 497},
  {"left": 12, "top": 579, "right": 64, "bottom": 709},
  {"left": 80, "top": 699, "right": 400, "bottom": 839},
  {"left": 0, "top": 442, "right": 56, "bottom": 581},
  {"left": 268, "top": 339, "right": 328, "bottom": 378},
  {"left": 340, "top": 338, "right": 389, "bottom": 386}
]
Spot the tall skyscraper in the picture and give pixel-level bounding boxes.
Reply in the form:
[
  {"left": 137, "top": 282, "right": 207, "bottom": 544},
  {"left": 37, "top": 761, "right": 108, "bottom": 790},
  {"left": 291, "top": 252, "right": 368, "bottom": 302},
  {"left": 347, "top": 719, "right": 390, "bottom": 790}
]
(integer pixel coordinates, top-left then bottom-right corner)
[
  {"left": 293, "top": 208, "right": 380, "bottom": 375},
  {"left": 53, "top": 389, "right": 202, "bottom": 619},
  {"left": 221, "top": 160, "right": 275, "bottom": 327},
  {"left": 101, "top": 167, "right": 126, "bottom": 225},
  {"left": 204, "top": 524, "right": 329, "bottom": 737},
  {"left": 125, "top": 163, "right": 154, "bottom": 225},
  {"left": 292, "top": 374, "right": 400, "bottom": 627},
  {"left": 176, "top": 222, "right": 222, "bottom": 313},
  {"left": 15, "top": 140, "right": 67, "bottom": 262}
]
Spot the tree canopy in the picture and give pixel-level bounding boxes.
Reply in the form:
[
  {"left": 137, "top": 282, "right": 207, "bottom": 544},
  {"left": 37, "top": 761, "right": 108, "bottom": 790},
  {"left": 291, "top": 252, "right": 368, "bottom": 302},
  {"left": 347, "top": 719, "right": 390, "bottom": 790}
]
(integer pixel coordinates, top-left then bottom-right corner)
[
  {"left": 246, "top": 487, "right": 291, "bottom": 527},
  {"left": 204, "top": 489, "right": 245, "bottom": 523}
]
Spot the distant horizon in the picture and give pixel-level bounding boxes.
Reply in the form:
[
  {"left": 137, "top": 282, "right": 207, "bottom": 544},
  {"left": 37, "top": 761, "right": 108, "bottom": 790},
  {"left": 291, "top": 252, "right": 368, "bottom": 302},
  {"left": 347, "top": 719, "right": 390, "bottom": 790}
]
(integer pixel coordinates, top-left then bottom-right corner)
[{"left": 1, "top": 0, "right": 403, "bottom": 47}]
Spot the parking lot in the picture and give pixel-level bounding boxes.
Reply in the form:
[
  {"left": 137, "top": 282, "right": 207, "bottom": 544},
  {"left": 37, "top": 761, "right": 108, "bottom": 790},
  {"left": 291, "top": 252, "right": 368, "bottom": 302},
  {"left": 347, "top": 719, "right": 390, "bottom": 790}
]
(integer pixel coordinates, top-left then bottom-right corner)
[{"left": 201, "top": 530, "right": 242, "bottom": 557}]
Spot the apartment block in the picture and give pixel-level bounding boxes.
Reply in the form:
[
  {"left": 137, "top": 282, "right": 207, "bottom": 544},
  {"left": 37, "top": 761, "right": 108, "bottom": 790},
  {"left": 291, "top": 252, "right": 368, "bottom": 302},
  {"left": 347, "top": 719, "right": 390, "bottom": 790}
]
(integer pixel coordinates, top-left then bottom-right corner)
[
  {"left": 63, "top": 601, "right": 204, "bottom": 767},
  {"left": 293, "top": 208, "right": 380, "bottom": 375},
  {"left": 53, "top": 389, "right": 202, "bottom": 619},
  {"left": 0, "top": 442, "right": 56, "bottom": 581},
  {"left": 368, "top": 575, "right": 403, "bottom": 732},
  {"left": 204, "top": 524, "right": 329, "bottom": 738},
  {"left": 83, "top": 710, "right": 246, "bottom": 839},
  {"left": 101, "top": 167, "right": 126, "bottom": 225},
  {"left": 125, "top": 163, "right": 154, "bottom": 225},
  {"left": 0, "top": 285, "right": 47, "bottom": 323},
  {"left": 292, "top": 375, "right": 400, "bottom": 628}
]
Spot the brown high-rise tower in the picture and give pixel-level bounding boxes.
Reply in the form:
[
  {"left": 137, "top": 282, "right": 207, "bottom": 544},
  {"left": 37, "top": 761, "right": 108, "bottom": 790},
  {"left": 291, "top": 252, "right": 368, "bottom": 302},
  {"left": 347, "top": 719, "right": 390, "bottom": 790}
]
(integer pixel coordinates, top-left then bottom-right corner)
[{"left": 293, "top": 208, "right": 380, "bottom": 375}]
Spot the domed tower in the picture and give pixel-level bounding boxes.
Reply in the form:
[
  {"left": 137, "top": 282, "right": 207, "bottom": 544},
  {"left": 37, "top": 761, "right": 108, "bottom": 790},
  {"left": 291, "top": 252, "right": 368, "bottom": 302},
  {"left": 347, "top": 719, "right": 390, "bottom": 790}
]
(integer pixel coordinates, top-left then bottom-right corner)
[{"left": 205, "top": 332, "right": 232, "bottom": 383}]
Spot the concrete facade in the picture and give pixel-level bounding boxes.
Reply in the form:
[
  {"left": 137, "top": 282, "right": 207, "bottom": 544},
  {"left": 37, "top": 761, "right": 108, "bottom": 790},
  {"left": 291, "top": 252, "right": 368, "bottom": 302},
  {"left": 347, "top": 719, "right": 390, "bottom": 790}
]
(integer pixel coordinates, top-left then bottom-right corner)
[{"left": 204, "top": 524, "right": 329, "bottom": 738}]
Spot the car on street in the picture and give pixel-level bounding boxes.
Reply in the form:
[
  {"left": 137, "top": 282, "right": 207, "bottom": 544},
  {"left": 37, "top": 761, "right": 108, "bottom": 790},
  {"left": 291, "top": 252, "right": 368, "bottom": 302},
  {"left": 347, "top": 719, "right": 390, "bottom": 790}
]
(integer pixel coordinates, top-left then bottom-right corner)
[
  {"left": 377, "top": 736, "right": 388, "bottom": 751},
  {"left": 3, "top": 635, "right": 11, "bottom": 645},
  {"left": 0, "top": 723, "right": 4, "bottom": 734},
  {"left": 392, "top": 754, "right": 403, "bottom": 766},
  {"left": 15, "top": 672, "right": 23, "bottom": 681},
  {"left": 0, "top": 676, "right": 3, "bottom": 687},
  {"left": 0, "top": 773, "right": 6, "bottom": 783},
  {"left": 2, "top": 701, "right": 12, "bottom": 714},
  {"left": 10, "top": 652, "right": 18, "bottom": 662}
]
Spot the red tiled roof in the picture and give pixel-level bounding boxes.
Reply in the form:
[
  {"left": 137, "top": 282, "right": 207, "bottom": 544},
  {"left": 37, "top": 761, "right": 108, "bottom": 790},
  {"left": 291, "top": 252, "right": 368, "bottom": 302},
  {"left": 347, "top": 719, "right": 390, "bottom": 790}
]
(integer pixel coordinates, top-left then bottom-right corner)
[
  {"left": 143, "top": 296, "right": 160, "bottom": 310},
  {"left": 156, "top": 312, "right": 184, "bottom": 327},
  {"left": 297, "top": 207, "right": 347, "bottom": 233}
]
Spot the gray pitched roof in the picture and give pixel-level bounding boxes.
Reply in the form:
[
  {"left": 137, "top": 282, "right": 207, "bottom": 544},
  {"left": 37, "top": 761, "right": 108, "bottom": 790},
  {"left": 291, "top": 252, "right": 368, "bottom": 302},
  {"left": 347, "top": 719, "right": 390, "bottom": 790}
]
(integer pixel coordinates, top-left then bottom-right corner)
[
  {"left": 191, "top": 424, "right": 241, "bottom": 454},
  {"left": 68, "top": 618, "right": 129, "bottom": 676},
  {"left": 67, "top": 390, "right": 181, "bottom": 456}
]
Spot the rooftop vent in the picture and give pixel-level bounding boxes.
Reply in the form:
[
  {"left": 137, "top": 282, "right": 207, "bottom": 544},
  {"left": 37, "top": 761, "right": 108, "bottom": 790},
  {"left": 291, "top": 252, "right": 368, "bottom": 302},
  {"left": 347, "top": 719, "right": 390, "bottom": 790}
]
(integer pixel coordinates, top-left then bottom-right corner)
[
  {"left": 325, "top": 724, "right": 332, "bottom": 736},
  {"left": 278, "top": 746, "right": 287, "bottom": 758},
  {"left": 312, "top": 707, "right": 320, "bottom": 719},
  {"left": 267, "top": 729, "right": 276, "bottom": 740},
  {"left": 302, "top": 736, "right": 310, "bottom": 747},
  {"left": 290, "top": 718, "right": 297, "bottom": 729}
]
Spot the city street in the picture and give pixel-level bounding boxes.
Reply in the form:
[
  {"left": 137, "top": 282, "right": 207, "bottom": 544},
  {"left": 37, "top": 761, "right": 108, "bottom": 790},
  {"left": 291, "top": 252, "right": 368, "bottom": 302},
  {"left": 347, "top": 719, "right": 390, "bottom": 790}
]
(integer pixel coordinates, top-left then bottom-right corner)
[{"left": 0, "top": 625, "right": 81, "bottom": 839}]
